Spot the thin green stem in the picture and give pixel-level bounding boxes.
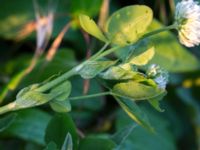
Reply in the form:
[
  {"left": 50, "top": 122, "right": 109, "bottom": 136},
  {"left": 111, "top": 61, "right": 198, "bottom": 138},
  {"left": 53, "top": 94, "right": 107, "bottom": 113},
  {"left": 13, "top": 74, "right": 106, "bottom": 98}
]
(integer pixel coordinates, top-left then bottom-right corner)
[
  {"left": 90, "top": 42, "right": 110, "bottom": 60},
  {"left": 68, "top": 90, "right": 135, "bottom": 102},
  {"left": 69, "top": 91, "right": 111, "bottom": 100},
  {"left": 141, "top": 24, "right": 177, "bottom": 40},
  {"left": 35, "top": 67, "right": 78, "bottom": 92},
  {"left": 94, "top": 46, "right": 121, "bottom": 60}
]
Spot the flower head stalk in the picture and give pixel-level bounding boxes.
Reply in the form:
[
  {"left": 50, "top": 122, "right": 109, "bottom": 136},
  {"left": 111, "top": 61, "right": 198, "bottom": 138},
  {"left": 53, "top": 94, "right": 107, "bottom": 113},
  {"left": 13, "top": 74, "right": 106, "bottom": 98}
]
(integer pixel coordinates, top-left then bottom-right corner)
[{"left": 174, "top": 0, "right": 200, "bottom": 47}]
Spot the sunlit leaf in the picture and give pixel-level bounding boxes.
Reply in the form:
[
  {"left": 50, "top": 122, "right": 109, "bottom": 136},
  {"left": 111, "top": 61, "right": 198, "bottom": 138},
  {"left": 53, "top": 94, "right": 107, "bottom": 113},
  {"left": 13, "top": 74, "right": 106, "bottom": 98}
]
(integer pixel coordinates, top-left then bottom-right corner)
[
  {"left": 113, "top": 80, "right": 165, "bottom": 100},
  {"left": 105, "top": 5, "right": 153, "bottom": 45},
  {"left": 79, "top": 14, "right": 107, "bottom": 42},
  {"left": 128, "top": 45, "right": 155, "bottom": 66},
  {"left": 100, "top": 65, "right": 139, "bottom": 80}
]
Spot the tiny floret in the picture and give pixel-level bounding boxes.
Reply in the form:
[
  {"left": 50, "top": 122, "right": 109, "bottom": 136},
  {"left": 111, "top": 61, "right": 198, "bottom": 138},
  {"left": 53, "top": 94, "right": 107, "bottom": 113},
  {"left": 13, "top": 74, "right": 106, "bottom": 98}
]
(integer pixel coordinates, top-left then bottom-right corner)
[
  {"left": 175, "top": 0, "right": 200, "bottom": 47},
  {"left": 146, "top": 64, "right": 169, "bottom": 89}
]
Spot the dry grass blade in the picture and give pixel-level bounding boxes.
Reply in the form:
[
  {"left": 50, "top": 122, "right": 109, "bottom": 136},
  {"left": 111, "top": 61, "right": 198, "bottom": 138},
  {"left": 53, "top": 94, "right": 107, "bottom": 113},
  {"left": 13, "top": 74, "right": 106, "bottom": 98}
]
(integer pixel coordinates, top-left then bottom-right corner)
[
  {"left": 46, "top": 21, "right": 72, "bottom": 61},
  {"left": 16, "top": 21, "right": 36, "bottom": 41},
  {"left": 81, "top": 31, "right": 91, "bottom": 94},
  {"left": 98, "top": 0, "right": 110, "bottom": 30}
]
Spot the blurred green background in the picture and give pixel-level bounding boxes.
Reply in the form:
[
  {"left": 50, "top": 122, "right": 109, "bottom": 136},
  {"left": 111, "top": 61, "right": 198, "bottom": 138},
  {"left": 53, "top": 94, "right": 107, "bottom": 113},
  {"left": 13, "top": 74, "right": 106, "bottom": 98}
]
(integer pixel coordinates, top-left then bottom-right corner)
[{"left": 0, "top": 0, "right": 200, "bottom": 150}]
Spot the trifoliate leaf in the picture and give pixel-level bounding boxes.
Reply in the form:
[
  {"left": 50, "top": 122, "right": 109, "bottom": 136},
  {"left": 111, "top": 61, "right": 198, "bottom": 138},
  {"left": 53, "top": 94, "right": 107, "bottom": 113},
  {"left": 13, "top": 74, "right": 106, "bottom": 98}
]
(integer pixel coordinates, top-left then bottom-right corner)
[{"left": 105, "top": 5, "right": 153, "bottom": 45}]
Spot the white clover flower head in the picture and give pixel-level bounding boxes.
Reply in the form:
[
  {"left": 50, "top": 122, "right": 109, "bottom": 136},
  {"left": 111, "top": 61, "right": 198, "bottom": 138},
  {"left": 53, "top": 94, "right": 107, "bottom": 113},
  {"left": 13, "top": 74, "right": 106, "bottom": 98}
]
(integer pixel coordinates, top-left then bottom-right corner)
[
  {"left": 175, "top": 0, "right": 200, "bottom": 47},
  {"left": 146, "top": 64, "right": 169, "bottom": 89}
]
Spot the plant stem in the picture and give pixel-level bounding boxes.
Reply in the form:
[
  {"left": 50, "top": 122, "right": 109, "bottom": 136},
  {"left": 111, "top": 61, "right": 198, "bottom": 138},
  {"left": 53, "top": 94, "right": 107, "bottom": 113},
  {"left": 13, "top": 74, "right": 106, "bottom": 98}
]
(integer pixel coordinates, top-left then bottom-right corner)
[
  {"left": 35, "top": 42, "right": 111, "bottom": 93},
  {"left": 0, "top": 102, "right": 16, "bottom": 115},
  {"left": 94, "top": 45, "right": 121, "bottom": 60},
  {"left": 69, "top": 91, "right": 111, "bottom": 100},
  {"left": 90, "top": 42, "right": 110, "bottom": 60},
  {"left": 141, "top": 24, "right": 177, "bottom": 40},
  {"left": 35, "top": 67, "right": 78, "bottom": 92}
]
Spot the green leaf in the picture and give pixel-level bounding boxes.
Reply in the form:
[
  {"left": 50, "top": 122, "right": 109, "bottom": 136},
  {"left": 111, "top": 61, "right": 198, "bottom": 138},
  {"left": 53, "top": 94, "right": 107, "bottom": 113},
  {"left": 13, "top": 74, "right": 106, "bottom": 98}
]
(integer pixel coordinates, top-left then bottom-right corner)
[
  {"left": 16, "top": 84, "right": 40, "bottom": 98},
  {"left": 148, "top": 91, "right": 167, "bottom": 112},
  {"left": 113, "top": 80, "right": 165, "bottom": 100},
  {"left": 115, "top": 105, "right": 176, "bottom": 150},
  {"left": 70, "top": 77, "right": 104, "bottom": 128},
  {"left": 61, "top": 133, "right": 73, "bottom": 150},
  {"left": 70, "top": 111, "right": 94, "bottom": 128},
  {"left": 105, "top": 5, "right": 153, "bottom": 46},
  {"left": 78, "top": 60, "right": 116, "bottom": 79},
  {"left": 79, "top": 14, "right": 107, "bottom": 42},
  {"left": 79, "top": 136, "right": 116, "bottom": 150},
  {"left": 100, "top": 65, "right": 139, "bottom": 80},
  {"left": 15, "top": 90, "right": 53, "bottom": 109},
  {"left": 127, "top": 43, "right": 155, "bottom": 66},
  {"left": 49, "top": 100, "right": 71, "bottom": 113},
  {"left": 111, "top": 124, "right": 137, "bottom": 145},
  {"left": 0, "top": 113, "right": 17, "bottom": 132},
  {"left": 1, "top": 109, "right": 51, "bottom": 145},
  {"left": 45, "top": 113, "right": 78, "bottom": 150},
  {"left": 44, "top": 142, "right": 58, "bottom": 150},
  {"left": 148, "top": 19, "right": 200, "bottom": 72},
  {"left": 115, "top": 39, "right": 155, "bottom": 65},
  {"left": 14, "top": 80, "right": 72, "bottom": 110},
  {"left": 50, "top": 81, "right": 72, "bottom": 101},
  {"left": 115, "top": 97, "right": 153, "bottom": 131}
]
